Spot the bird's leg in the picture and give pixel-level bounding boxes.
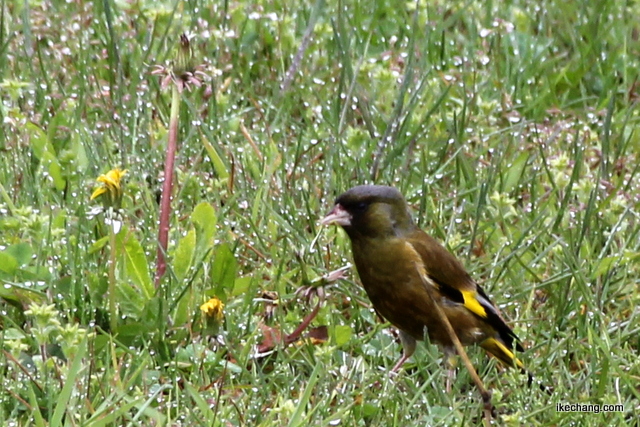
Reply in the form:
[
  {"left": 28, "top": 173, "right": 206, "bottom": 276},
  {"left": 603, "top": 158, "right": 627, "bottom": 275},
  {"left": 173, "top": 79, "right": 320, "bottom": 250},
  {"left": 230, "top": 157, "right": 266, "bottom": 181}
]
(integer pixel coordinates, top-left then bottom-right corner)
[
  {"left": 443, "top": 347, "right": 457, "bottom": 393},
  {"left": 391, "top": 329, "right": 416, "bottom": 374},
  {"left": 415, "top": 268, "right": 493, "bottom": 425}
]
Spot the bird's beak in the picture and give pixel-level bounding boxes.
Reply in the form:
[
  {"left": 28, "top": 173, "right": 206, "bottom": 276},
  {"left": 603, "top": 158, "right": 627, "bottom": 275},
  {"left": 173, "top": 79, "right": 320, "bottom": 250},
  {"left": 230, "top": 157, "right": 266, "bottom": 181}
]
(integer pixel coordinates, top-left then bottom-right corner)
[{"left": 321, "top": 203, "right": 351, "bottom": 227}]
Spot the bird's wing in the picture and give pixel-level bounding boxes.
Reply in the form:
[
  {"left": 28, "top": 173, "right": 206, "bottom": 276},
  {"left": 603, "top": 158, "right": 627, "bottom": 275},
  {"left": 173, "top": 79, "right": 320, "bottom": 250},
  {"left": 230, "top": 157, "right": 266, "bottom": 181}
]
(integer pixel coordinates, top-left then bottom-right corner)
[{"left": 405, "top": 229, "right": 522, "bottom": 350}]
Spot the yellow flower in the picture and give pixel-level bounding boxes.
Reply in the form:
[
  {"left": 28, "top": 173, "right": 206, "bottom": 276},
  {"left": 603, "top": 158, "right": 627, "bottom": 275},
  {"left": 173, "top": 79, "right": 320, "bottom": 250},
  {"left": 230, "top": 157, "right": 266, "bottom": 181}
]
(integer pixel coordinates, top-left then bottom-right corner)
[
  {"left": 200, "top": 297, "right": 224, "bottom": 322},
  {"left": 91, "top": 168, "right": 127, "bottom": 208}
]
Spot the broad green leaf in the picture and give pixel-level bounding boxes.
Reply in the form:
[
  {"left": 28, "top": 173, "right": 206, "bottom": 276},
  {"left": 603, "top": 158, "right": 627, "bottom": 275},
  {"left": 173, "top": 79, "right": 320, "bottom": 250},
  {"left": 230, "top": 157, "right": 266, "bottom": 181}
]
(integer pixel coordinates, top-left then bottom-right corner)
[
  {"left": 141, "top": 297, "right": 162, "bottom": 327},
  {"left": 116, "top": 323, "right": 149, "bottom": 340},
  {"left": 6, "top": 242, "right": 33, "bottom": 266},
  {"left": 55, "top": 276, "right": 72, "bottom": 297},
  {"left": 2, "top": 328, "right": 27, "bottom": 340},
  {"left": 27, "top": 122, "right": 66, "bottom": 191},
  {"left": 358, "top": 403, "right": 379, "bottom": 418},
  {"left": 70, "top": 133, "right": 89, "bottom": 173},
  {"left": 0, "top": 251, "right": 18, "bottom": 274},
  {"left": 20, "top": 265, "right": 52, "bottom": 282},
  {"left": 46, "top": 112, "right": 68, "bottom": 154},
  {"left": 0, "top": 287, "right": 45, "bottom": 306},
  {"left": 192, "top": 202, "right": 216, "bottom": 259},
  {"left": 192, "top": 202, "right": 217, "bottom": 241},
  {"left": 27, "top": 122, "right": 50, "bottom": 159},
  {"left": 116, "top": 282, "right": 145, "bottom": 318},
  {"left": 89, "top": 236, "right": 109, "bottom": 254},
  {"left": 212, "top": 243, "right": 236, "bottom": 297},
  {"left": 173, "top": 229, "right": 196, "bottom": 282},
  {"left": 593, "top": 255, "right": 619, "bottom": 279},
  {"left": 42, "top": 151, "right": 66, "bottom": 191},
  {"left": 232, "top": 275, "right": 253, "bottom": 296},
  {"left": 202, "top": 136, "right": 229, "bottom": 179},
  {"left": 52, "top": 209, "right": 66, "bottom": 229},
  {"left": 86, "top": 274, "right": 108, "bottom": 304},
  {"left": 172, "top": 287, "right": 192, "bottom": 327},
  {"left": 333, "top": 324, "right": 353, "bottom": 347},
  {"left": 119, "top": 233, "right": 153, "bottom": 300}
]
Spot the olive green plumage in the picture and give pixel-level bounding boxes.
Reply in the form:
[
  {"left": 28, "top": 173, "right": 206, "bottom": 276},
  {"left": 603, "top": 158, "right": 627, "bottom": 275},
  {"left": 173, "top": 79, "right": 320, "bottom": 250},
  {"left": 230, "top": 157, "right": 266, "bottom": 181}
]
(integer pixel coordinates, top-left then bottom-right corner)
[{"left": 322, "top": 185, "right": 526, "bottom": 374}]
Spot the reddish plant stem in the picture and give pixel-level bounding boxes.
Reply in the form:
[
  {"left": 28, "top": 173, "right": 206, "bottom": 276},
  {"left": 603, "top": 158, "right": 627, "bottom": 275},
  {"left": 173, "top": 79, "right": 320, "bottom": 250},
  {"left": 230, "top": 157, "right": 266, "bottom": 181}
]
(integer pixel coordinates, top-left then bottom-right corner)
[
  {"left": 155, "top": 85, "right": 181, "bottom": 286},
  {"left": 284, "top": 302, "right": 321, "bottom": 345}
]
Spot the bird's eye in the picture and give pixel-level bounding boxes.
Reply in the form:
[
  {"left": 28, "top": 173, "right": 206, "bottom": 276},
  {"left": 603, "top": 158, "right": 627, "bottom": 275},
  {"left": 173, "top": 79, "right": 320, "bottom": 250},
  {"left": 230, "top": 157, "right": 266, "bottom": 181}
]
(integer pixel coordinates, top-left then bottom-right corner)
[{"left": 354, "top": 201, "right": 368, "bottom": 212}]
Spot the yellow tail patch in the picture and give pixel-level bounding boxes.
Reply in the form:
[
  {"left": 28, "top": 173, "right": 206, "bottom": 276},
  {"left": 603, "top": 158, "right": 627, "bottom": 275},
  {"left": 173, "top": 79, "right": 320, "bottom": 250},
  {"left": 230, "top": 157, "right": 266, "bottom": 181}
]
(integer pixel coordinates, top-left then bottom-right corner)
[{"left": 480, "top": 337, "right": 525, "bottom": 370}]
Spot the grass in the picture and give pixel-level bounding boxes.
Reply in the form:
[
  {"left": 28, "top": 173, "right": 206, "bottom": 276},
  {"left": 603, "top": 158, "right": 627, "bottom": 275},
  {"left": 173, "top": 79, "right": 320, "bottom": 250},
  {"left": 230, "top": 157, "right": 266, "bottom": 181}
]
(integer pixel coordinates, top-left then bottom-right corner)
[{"left": 1, "top": 0, "right": 639, "bottom": 425}]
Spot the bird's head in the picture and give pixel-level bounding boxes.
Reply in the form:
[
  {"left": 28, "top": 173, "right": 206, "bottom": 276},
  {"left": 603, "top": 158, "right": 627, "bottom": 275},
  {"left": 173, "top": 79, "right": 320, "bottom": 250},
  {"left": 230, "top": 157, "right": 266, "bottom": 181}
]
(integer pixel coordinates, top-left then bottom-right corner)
[{"left": 321, "top": 185, "right": 415, "bottom": 240}]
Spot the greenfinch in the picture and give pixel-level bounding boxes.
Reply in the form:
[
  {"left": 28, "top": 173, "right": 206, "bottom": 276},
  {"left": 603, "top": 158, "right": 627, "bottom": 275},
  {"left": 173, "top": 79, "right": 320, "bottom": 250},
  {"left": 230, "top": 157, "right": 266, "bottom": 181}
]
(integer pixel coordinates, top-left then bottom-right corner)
[{"left": 322, "top": 185, "right": 527, "bottom": 378}]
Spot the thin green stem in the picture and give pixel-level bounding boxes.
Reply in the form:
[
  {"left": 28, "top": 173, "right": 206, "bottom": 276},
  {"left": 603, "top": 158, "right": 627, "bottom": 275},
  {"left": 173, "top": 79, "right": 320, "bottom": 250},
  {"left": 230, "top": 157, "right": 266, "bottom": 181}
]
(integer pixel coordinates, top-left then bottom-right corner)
[
  {"left": 108, "top": 220, "right": 117, "bottom": 333},
  {"left": 0, "top": 181, "right": 17, "bottom": 215}
]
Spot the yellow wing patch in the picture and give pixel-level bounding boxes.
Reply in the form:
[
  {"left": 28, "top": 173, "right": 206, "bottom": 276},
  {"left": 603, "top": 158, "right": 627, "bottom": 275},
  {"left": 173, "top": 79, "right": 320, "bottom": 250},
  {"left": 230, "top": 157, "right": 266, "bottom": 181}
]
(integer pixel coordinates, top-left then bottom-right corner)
[
  {"left": 461, "top": 290, "right": 488, "bottom": 318},
  {"left": 404, "top": 241, "right": 489, "bottom": 320}
]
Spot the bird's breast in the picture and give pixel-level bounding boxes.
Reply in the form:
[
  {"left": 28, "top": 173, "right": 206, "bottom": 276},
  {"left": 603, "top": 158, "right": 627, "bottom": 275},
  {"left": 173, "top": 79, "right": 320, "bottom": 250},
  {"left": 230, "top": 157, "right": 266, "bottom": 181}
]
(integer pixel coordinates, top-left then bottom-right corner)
[{"left": 351, "top": 238, "right": 436, "bottom": 337}]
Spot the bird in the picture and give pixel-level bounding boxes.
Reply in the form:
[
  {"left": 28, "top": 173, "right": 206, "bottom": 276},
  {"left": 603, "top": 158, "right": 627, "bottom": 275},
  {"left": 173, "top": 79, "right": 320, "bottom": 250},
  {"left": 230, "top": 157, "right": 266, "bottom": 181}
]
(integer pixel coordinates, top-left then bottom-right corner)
[{"left": 321, "top": 184, "right": 529, "bottom": 385}]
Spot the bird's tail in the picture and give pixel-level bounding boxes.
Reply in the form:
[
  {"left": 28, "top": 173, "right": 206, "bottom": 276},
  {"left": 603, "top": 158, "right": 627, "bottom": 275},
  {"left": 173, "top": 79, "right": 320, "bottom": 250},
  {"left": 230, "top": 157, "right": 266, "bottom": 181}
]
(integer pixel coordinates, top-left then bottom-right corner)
[
  {"left": 480, "top": 337, "right": 550, "bottom": 393},
  {"left": 480, "top": 337, "right": 525, "bottom": 370}
]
